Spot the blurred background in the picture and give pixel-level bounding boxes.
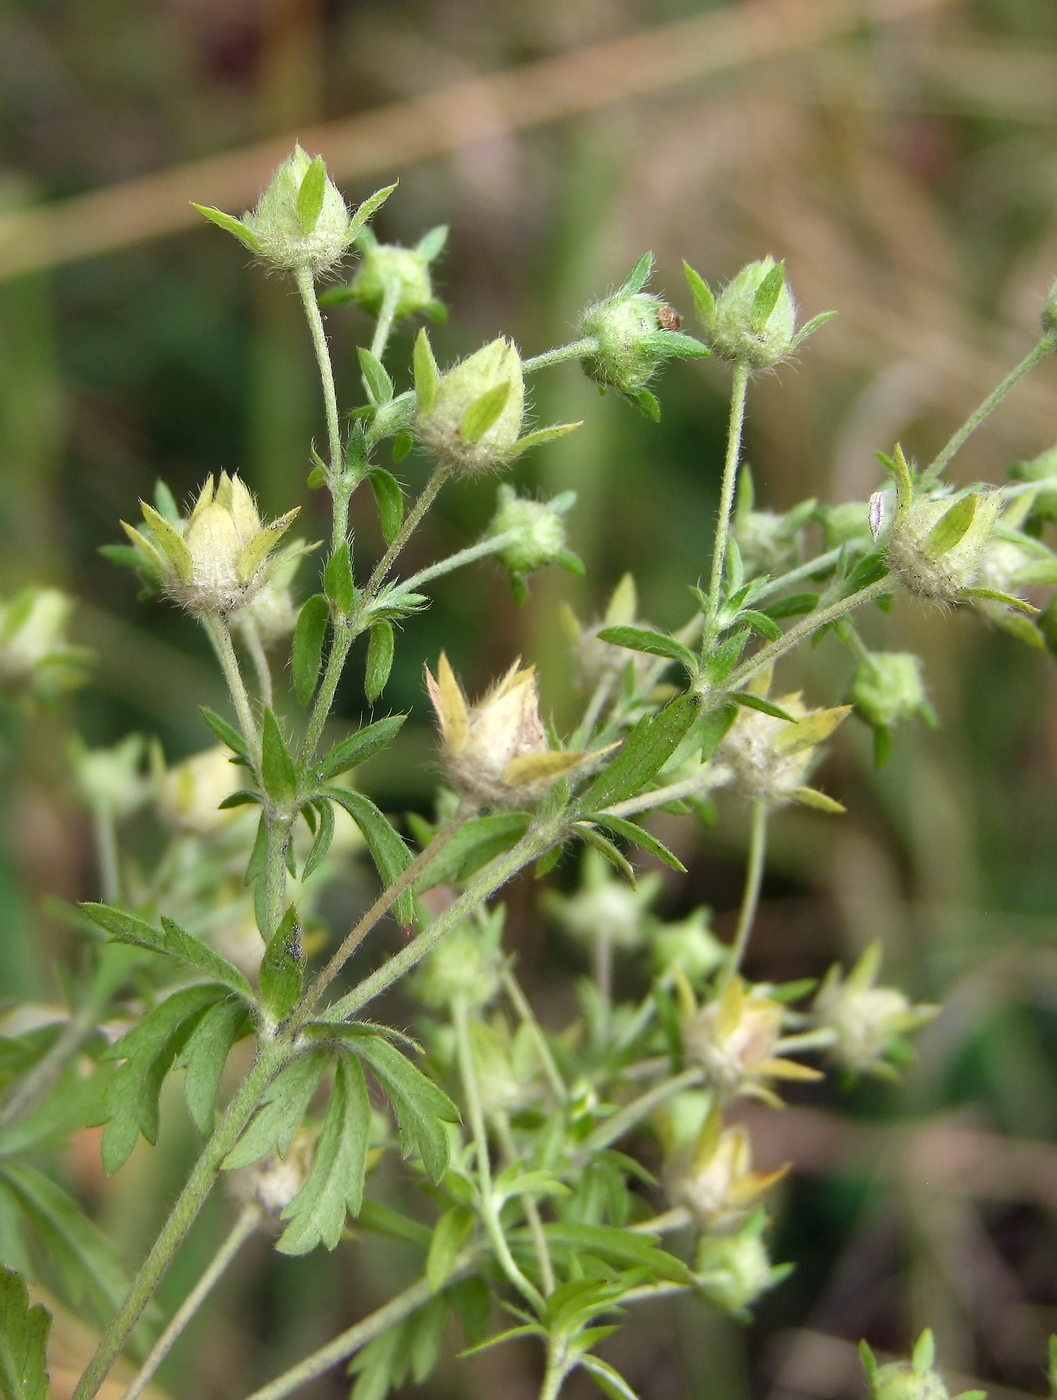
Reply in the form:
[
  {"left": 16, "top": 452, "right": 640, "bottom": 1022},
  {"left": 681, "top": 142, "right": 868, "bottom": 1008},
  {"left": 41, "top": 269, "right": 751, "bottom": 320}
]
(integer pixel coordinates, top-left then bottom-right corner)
[{"left": 4, "top": 0, "right": 1057, "bottom": 1397}]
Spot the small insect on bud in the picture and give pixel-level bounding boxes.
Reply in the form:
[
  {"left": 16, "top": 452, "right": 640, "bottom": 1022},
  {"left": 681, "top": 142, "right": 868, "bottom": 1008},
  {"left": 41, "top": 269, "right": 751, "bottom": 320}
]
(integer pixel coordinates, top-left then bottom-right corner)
[
  {"left": 484, "top": 485, "right": 584, "bottom": 603},
  {"left": 579, "top": 253, "right": 707, "bottom": 420},
  {"left": 319, "top": 225, "right": 448, "bottom": 322},
  {"left": 425, "top": 653, "right": 609, "bottom": 809},
  {"left": 194, "top": 147, "right": 395, "bottom": 279},
  {"left": 122, "top": 473, "right": 299, "bottom": 619},
  {"left": 685, "top": 255, "right": 834, "bottom": 370}
]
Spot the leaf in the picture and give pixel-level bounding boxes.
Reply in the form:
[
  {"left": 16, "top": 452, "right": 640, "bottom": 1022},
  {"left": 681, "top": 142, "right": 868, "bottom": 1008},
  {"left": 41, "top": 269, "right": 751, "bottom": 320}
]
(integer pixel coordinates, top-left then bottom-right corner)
[
  {"left": 580, "top": 1355, "right": 642, "bottom": 1400},
  {"left": 323, "top": 543, "right": 354, "bottom": 615},
  {"left": 409, "top": 1294, "right": 449, "bottom": 1383},
  {"left": 324, "top": 788, "right": 413, "bottom": 924},
  {"left": 426, "top": 1206, "right": 475, "bottom": 1293},
  {"left": 703, "top": 628, "right": 749, "bottom": 683},
  {"left": 277, "top": 1053, "right": 371, "bottom": 1254},
  {"left": 356, "top": 1199, "right": 432, "bottom": 1250},
  {"left": 176, "top": 997, "right": 251, "bottom": 1134},
  {"left": 577, "top": 696, "right": 700, "bottom": 812},
  {"left": 460, "top": 382, "right": 510, "bottom": 443},
  {"left": 353, "top": 1036, "right": 459, "bottom": 1182},
  {"left": 0, "top": 1266, "right": 49, "bottom": 1400},
  {"left": 625, "top": 386, "right": 660, "bottom": 421},
  {"left": 223, "top": 1050, "right": 330, "bottom": 1170},
  {"left": 200, "top": 706, "right": 250, "bottom": 760},
  {"left": 596, "top": 626, "right": 697, "bottom": 674},
  {"left": 737, "top": 609, "right": 782, "bottom": 641},
  {"left": 413, "top": 328, "right": 439, "bottom": 413},
  {"left": 365, "top": 622, "right": 395, "bottom": 703},
  {"left": 368, "top": 468, "right": 404, "bottom": 546},
  {"left": 763, "top": 592, "right": 818, "bottom": 620},
  {"left": 541, "top": 1223, "right": 692, "bottom": 1283},
  {"left": 192, "top": 204, "right": 261, "bottom": 252},
  {"left": 730, "top": 692, "right": 796, "bottom": 722},
  {"left": 301, "top": 799, "right": 336, "bottom": 881},
  {"left": 349, "top": 1324, "right": 410, "bottom": 1400},
  {"left": 261, "top": 709, "right": 299, "bottom": 806},
  {"left": 294, "top": 155, "right": 327, "bottom": 232},
  {"left": 961, "top": 586, "right": 1039, "bottom": 614},
  {"left": 79, "top": 904, "right": 252, "bottom": 997},
  {"left": 450, "top": 1276, "right": 491, "bottom": 1347},
  {"left": 416, "top": 224, "right": 449, "bottom": 261},
  {"left": 576, "top": 825, "right": 635, "bottom": 886},
  {"left": 358, "top": 348, "right": 394, "bottom": 407},
  {"left": 617, "top": 252, "right": 653, "bottom": 296},
  {"left": 847, "top": 550, "right": 889, "bottom": 590},
  {"left": 590, "top": 815, "right": 686, "bottom": 872},
  {"left": 413, "top": 813, "right": 529, "bottom": 893},
  {"left": 698, "top": 703, "right": 738, "bottom": 761},
  {"left": 457, "top": 1325, "right": 545, "bottom": 1360},
  {"left": 750, "top": 262, "right": 785, "bottom": 329},
  {"left": 292, "top": 594, "right": 330, "bottom": 706},
  {"left": 346, "top": 182, "right": 398, "bottom": 245},
  {"left": 216, "top": 790, "right": 262, "bottom": 811},
  {"left": 683, "top": 262, "right": 716, "bottom": 323},
  {"left": 259, "top": 907, "right": 305, "bottom": 1019},
  {"left": 926, "top": 493, "right": 977, "bottom": 558},
  {"left": 314, "top": 715, "right": 407, "bottom": 783}
]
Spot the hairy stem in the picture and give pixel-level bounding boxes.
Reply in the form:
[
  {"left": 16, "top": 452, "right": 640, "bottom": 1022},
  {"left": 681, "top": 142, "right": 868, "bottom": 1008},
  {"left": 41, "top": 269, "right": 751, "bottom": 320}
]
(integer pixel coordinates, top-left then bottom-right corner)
[
  {"left": 239, "top": 618, "right": 274, "bottom": 709},
  {"left": 705, "top": 360, "right": 750, "bottom": 636},
  {"left": 364, "top": 460, "right": 453, "bottom": 598},
  {"left": 369, "top": 282, "right": 399, "bottom": 366},
  {"left": 454, "top": 997, "right": 545, "bottom": 1314},
  {"left": 500, "top": 968, "right": 567, "bottom": 1104},
  {"left": 93, "top": 806, "right": 120, "bottom": 906},
  {"left": 522, "top": 338, "right": 598, "bottom": 374},
  {"left": 299, "top": 620, "right": 356, "bottom": 770},
  {"left": 261, "top": 817, "right": 290, "bottom": 943},
  {"left": 721, "top": 797, "right": 769, "bottom": 985},
  {"left": 120, "top": 1204, "right": 260, "bottom": 1400},
  {"left": 293, "top": 801, "right": 475, "bottom": 1023},
  {"left": 598, "top": 768, "right": 730, "bottom": 820},
  {"left": 539, "top": 1340, "right": 570, "bottom": 1400},
  {"left": 204, "top": 617, "right": 261, "bottom": 770},
  {"left": 296, "top": 267, "right": 341, "bottom": 479},
  {"left": 72, "top": 1044, "right": 286, "bottom": 1400},
  {"left": 920, "top": 336, "right": 1054, "bottom": 488},
  {"left": 494, "top": 1112, "right": 555, "bottom": 1296},
  {"left": 398, "top": 529, "right": 521, "bottom": 593}
]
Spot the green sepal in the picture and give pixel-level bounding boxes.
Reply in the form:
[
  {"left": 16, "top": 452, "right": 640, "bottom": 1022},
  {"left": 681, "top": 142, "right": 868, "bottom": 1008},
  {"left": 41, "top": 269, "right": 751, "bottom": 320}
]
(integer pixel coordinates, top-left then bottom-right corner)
[
  {"left": 192, "top": 204, "right": 261, "bottom": 252},
  {"left": 683, "top": 262, "right": 716, "bottom": 324},
  {"left": 460, "top": 382, "right": 510, "bottom": 444},
  {"left": 750, "top": 261, "right": 786, "bottom": 330},
  {"left": 885, "top": 444, "right": 914, "bottom": 512},
  {"left": 323, "top": 543, "right": 354, "bottom": 615},
  {"left": 261, "top": 709, "right": 299, "bottom": 806},
  {"left": 259, "top": 906, "right": 305, "bottom": 1018},
  {"left": 368, "top": 467, "right": 404, "bottom": 546},
  {"left": 416, "top": 224, "right": 449, "bottom": 261},
  {"left": 358, "top": 347, "right": 394, "bottom": 407},
  {"left": 414, "top": 328, "right": 440, "bottom": 413},
  {"left": 925, "top": 493, "right": 977, "bottom": 558},
  {"left": 618, "top": 252, "right": 653, "bottom": 295},
  {"left": 961, "top": 586, "right": 1039, "bottom": 614},
  {"left": 140, "top": 502, "right": 193, "bottom": 584},
  {"left": 292, "top": 594, "right": 330, "bottom": 706},
  {"left": 730, "top": 692, "right": 796, "bottom": 722},
  {"left": 508, "top": 421, "right": 582, "bottom": 458},
  {"left": 364, "top": 621, "right": 395, "bottom": 703},
  {"left": 625, "top": 386, "right": 660, "bottom": 421},
  {"left": 392, "top": 432, "right": 414, "bottom": 463},
  {"left": 296, "top": 155, "right": 327, "bottom": 234},
  {"left": 345, "top": 183, "right": 398, "bottom": 247}
]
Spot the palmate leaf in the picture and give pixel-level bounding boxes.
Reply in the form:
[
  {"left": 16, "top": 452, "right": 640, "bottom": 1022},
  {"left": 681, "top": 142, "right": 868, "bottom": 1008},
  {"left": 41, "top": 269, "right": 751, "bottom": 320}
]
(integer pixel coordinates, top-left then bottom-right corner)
[
  {"left": 323, "top": 788, "right": 413, "bottom": 923},
  {"left": 223, "top": 1049, "right": 330, "bottom": 1171},
  {"left": 277, "top": 1052, "right": 371, "bottom": 1255},
  {"left": 0, "top": 1266, "right": 48, "bottom": 1400},
  {"left": 352, "top": 1036, "right": 459, "bottom": 1182},
  {"left": 175, "top": 997, "right": 253, "bottom": 1135},
  {"left": 79, "top": 903, "right": 252, "bottom": 998}
]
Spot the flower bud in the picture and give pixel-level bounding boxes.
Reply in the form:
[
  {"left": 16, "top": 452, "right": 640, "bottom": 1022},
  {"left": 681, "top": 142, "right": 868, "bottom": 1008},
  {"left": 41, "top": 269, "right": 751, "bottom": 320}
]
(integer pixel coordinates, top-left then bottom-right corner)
[
  {"left": 122, "top": 473, "right": 299, "bottom": 618},
  {"left": 666, "top": 1106, "right": 787, "bottom": 1230},
  {"left": 155, "top": 743, "right": 248, "bottom": 836},
  {"left": 545, "top": 849, "right": 662, "bottom": 955},
  {"left": 326, "top": 226, "right": 446, "bottom": 321},
  {"left": 861, "top": 1331, "right": 984, "bottom": 1400},
  {"left": 848, "top": 652, "right": 935, "bottom": 732},
  {"left": 650, "top": 908, "right": 727, "bottom": 981},
  {"left": 578, "top": 254, "right": 707, "bottom": 418},
  {"left": 561, "top": 574, "right": 655, "bottom": 692},
  {"left": 885, "top": 490, "right": 1000, "bottom": 604},
  {"left": 484, "top": 485, "right": 584, "bottom": 601},
  {"left": 0, "top": 587, "right": 88, "bottom": 700},
  {"left": 813, "top": 942, "right": 939, "bottom": 1078},
  {"left": 685, "top": 977, "right": 820, "bottom": 1103},
  {"left": 409, "top": 906, "right": 504, "bottom": 1011},
  {"left": 417, "top": 338, "right": 526, "bottom": 474},
  {"left": 425, "top": 653, "right": 608, "bottom": 809},
  {"left": 73, "top": 734, "right": 150, "bottom": 820},
  {"left": 733, "top": 503, "right": 814, "bottom": 576},
  {"left": 686, "top": 256, "right": 833, "bottom": 370},
  {"left": 694, "top": 1210, "right": 789, "bottom": 1318},
  {"left": 231, "top": 551, "right": 302, "bottom": 650}
]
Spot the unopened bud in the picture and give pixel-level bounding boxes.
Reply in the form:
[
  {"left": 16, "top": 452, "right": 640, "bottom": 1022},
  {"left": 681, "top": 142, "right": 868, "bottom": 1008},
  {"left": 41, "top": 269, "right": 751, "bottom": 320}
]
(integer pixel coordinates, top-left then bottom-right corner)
[
  {"left": 322, "top": 225, "right": 447, "bottom": 321},
  {"left": 484, "top": 485, "right": 583, "bottom": 601},
  {"left": 848, "top": 652, "right": 934, "bottom": 732},
  {"left": 417, "top": 338, "right": 526, "bottom": 474},
  {"left": 0, "top": 587, "right": 88, "bottom": 700},
  {"left": 885, "top": 490, "right": 1000, "bottom": 604},
  {"left": 686, "top": 256, "right": 833, "bottom": 370},
  {"left": 694, "top": 1210, "right": 788, "bottom": 1318},
  {"left": 814, "top": 942, "right": 939, "bottom": 1078},
  {"left": 409, "top": 907, "right": 504, "bottom": 1011}
]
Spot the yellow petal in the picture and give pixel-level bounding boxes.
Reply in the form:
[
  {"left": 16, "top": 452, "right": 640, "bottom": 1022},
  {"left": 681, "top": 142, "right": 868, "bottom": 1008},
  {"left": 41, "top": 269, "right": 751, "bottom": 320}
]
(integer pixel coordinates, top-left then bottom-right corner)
[
  {"left": 757, "top": 1057, "right": 824, "bottom": 1082},
  {"left": 426, "top": 652, "right": 469, "bottom": 753},
  {"left": 771, "top": 705, "right": 851, "bottom": 756},
  {"left": 502, "top": 749, "right": 588, "bottom": 788}
]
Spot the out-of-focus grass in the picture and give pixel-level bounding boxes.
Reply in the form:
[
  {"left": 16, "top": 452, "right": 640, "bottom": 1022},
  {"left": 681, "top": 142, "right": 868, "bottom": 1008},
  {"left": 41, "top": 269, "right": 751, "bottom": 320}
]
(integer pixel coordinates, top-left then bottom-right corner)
[{"left": 3, "top": 1, "right": 1057, "bottom": 1396}]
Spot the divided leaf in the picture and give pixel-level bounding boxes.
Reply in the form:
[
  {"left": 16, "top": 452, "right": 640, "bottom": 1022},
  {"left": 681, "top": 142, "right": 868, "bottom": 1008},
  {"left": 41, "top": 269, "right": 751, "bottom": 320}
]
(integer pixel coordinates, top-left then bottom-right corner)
[
  {"left": 223, "top": 1050, "right": 330, "bottom": 1170},
  {"left": 79, "top": 904, "right": 252, "bottom": 998},
  {"left": 353, "top": 1036, "right": 459, "bottom": 1182},
  {"left": 0, "top": 1266, "right": 49, "bottom": 1400}
]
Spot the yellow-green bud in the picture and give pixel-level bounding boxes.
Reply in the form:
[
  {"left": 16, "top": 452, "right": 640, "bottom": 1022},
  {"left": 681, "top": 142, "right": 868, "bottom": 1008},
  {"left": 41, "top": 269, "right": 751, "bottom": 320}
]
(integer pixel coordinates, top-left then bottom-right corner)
[
  {"left": 848, "top": 652, "right": 934, "bottom": 732},
  {"left": 484, "top": 486, "right": 583, "bottom": 601},
  {"left": 347, "top": 234, "right": 435, "bottom": 318},
  {"left": 417, "top": 338, "right": 526, "bottom": 474},
  {"left": 814, "top": 943, "right": 939, "bottom": 1078},
  {"left": 409, "top": 908, "right": 504, "bottom": 1011},
  {"left": 650, "top": 908, "right": 727, "bottom": 981},
  {"left": 246, "top": 147, "right": 352, "bottom": 274},
  {"left": 0, "top": 587, "right": 87, "bottom": 700},
  {"left": 694, "top": 1212, "right": 788, "bottom": 1318},
  {"left": 687, "top": 256, "right": 832, "bottom": 370},
  {"left": 886, "top": 490, "right": 1000, "bottom": 604},
  {"left": 861, "top": 1333, "right": 984, "bottom": 1400}
]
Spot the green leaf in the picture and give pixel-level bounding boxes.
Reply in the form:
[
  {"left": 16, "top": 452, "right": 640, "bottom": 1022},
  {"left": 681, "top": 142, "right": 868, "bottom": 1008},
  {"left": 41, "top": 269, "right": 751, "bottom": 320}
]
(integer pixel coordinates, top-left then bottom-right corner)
[
  {"left": 216, "top": 790, "right": 262, "bottom": 811},
  {"left": 277, "top": 1053, "right": 371, "bottom": 1254},
  {"left": 301, "top": 800, "right": 336, "bottom": 881},
  {"left": 315, "top": 715, "right": 407, "bottom": 783},
  {"left": 323, "top": 543, "right": 354, "bottom": 615},
  {"left": 349, "top": 1324, "right": 409, "bottom": 1400},
  {"left": 703, "top": 628, "right": 749, "bottom": 683},
  {"left": 925, "top": 493, "right": 977, "bottom": 558},
  {"left": 409, "top": 1294, "right": 449, "bottom": 1383},
  {"left": 176, "top": 997, "right": 251, "bottom": 1134},
  {"left": 698, "top": 703, "right": 738, "bottom": 761},
  {"left": 450, "top": 1276, "right": 491, "bottom": 1347},
  {"left": 392, "top": 432, "right": 414, "bottom": 463},
  {"left": 577, "top": 696, "right": 700, "bottom": 812},
  {"left": 416, "top": 225, "right": 449, "bottom": 261},
  {"left": 763, "top": 592, "right": 818, "bottom": 620},
  {"left": 750, "top": 262, "right": 785, "bottom": 330},
  {"left": 625, "top": 386, "right": 660, "bottom": 421},
  {"left": 368, "top": 468, "right": 404, "bottom": 546},
  {"left": 356, "top": 1199, "right": 432, "bottom": 1250},
  {"left": 364, "top": 622, "right": 395, "bottom": 703},
  {"left": 353, "top": 1036, "right": 459, "bottom": 1182},
  {"left": 541, "top": 1223, "right": 692, "bottom": 1283},
  {"left": 596, "top": 626, "right": 697, "bottom": 674},
  {"left": 413, "top": 813, "right": 529, "bottom": 893},
  {"left": 590, "top": 815, "right": 686, "bottom": 872},
  {"left": 426, "top": 1206, "right": 475, "bottom": 1293},
  {"left": 79, "top": 904, "right": 252, "bottom": 998},
  {"left": 576, "top": 825, "right": 635, "bottom": 886},
  {"left": 460, "top": 382, "right": 510, "bottom": 444},
  {"left": 683, "top": 262, "right": 716, "bottom": 324},
  {"left": 580, "top": 1355, "right": 642, "bottom": 1400},
  {"left": 737, "top": 609, "right": 782, "bottom": 641},
  {"left": 414, "top": 328, "right": 439, "bottom": 413},
  {"left": 223, "top": 1050, "right": 331, "bottom": 1170},
  {"left": 346, "top": 183, "right": 398, "bottom": 245},
  {"left": 961, "top": 586, "right": 1039, "bottom": 614},
  {"left": 259, "top": 906, "right": 305, "bottom": 1019},
  {"left": 0, "top": 1266, "right": 49, "bottom": 1400},
  {"left": 296, "top": 155, "right": 327, "bottom": 233},
  {"left": 324, "top": 788, "right": 413, "bottom": 923},
  {"left": 847, "top": 550, "right": 889, "bottom": 591},
  {"left": 94, "top": 985, "right": 227, "bottom": 1172},
  {"left": 292, "top": 594, "right": 330, "bottom": 706},
  {"left": 358, "top": 348, "right": 394, "bottom": 407},
  {"left": 261, "top": 709, "right": 299, "bottom": 806},
  {"left": 192, "top": 204, "right": 261, "bottom": 252},
  {"left": 730, "top": 692, "right": 796, "bottom": 722},
  {"left": 617, "top": 252, "right": 653, "bottom": 296},
  {"left": 458, "top": 1325, "right": 545, "bottom": 1359}
]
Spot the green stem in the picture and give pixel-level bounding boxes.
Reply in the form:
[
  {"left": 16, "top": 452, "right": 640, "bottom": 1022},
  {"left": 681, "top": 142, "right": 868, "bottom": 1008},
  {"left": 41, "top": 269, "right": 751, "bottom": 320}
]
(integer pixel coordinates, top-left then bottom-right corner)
[
  {"left": 296, "top": 267, "right": 342, "bottom": 479},
  {"left": 239, "top": 618, "right": 274, "bottom": 708},
  {"left": 598, "top": 768, "right": 729, "bottom": 820},
  {"left": 920, "top": 337, "right": 1054, "bottom": 488},
  {"left": 240, "top": 1263, "right": 475, "bottom": 1400},
  {"left": 0, "top": 1000, "right": 99, "bottom": 1128},
  {"left": 364, "top": 460, "right": 453, "bottom": 598},
  {"left": 720, "top": 575, "right": 893, "bottom": 696},
  {"left": 522, "top": 338, "right": 597, "bottom": 374},
  {"left": 578, "top": 1066, "right": 703, "bottom": 1156},
  {"left": 369, "top": 283, "right": 399, "bottom": 366},
  {"left": 751, "top": 546, "right": 844, "bottom": 603},
  {"left": 120, "top": 1204, "right": 260, "bottom": 1400},
  {"left": 93, "top": 805, "right": 120, "bottom": 906},
  {"left": 500, "top": 968, "right": 567, "bottom": 1104},
  {"left": 720, "top": 797, "right": 768, "bottom": 986},
  {"left": 325, "top": 815, "right": 561, "bottom": 1023},
  {"left": 705, "top": 360, "right": 750, "bottom": 637},
  {"left": 494, "top": 1112, "right": 555, "bottom": 1296},
  {"left": 453, "top": 997, "right": 545, "bottom": 1314},
  {"left": 261, "top": 817, "right": 290, "bottom": 943},
  {"left": 72, "top": 1044, "right": 286, "bottom": 1400},
  {"left": 539, "top": 1340, "right": 570, "bottom": 1400},
  {"left": 293, "top": 801, "right": 476, "bottom": 1024},
  {"left": 398, "top": 530, "right": 521, "bottom": 593},
  {"left": 299, "top": 620, "right": 356, "bottom": 770},
  {"left": 204, "top": 617, "right": 261, "bottom": 771}
]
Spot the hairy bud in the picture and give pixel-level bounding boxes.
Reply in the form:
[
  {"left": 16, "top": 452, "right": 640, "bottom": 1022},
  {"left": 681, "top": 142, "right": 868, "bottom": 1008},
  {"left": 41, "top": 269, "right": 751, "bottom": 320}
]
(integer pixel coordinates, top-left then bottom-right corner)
[{"left": 686, "top": 256, "right": 833, "bottom": 370}]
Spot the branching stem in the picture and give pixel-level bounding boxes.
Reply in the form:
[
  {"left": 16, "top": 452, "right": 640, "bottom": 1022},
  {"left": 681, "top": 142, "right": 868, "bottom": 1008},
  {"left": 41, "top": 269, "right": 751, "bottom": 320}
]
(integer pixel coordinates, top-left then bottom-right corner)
[
  {"left": 522, "top": 338, "right": 597, "bottom": 373},
  {"left": 296, "top": 267, "right": 342, "bottom": 478},
  {"left": 365, "top": 460, "right": 453, "bottom": 598}
]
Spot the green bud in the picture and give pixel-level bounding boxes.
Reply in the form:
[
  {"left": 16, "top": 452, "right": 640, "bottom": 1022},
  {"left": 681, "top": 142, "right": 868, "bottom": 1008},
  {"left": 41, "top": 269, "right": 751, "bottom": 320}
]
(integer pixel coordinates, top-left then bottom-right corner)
[
  {"left": 885, "top": 490, "right": 1000, "bottom": 604},
  {"left": 416, "top": 337, "right": 526, "bottom": 474},
  {"left": 849, "top": 652, "right": 934, "bottom": 732},
  {"left": 1008, "top": 443, "right": 1057, "bottom": 522},
  {"left": 544, "top": 849, "right": 662, "bottom": 953},
  {"left": 650, "top": 908, "right": 727, "bottom": 981},
  {"left": 326, "top": 227, "right": 445, "bottom": 321},
  {"left": 814, "top": 943, "right": 939, "bottom": 1078},
  {"left": 687, "top": 256, "right": 832, "bottom": 370},
  {"left": 408, "top": 907, "right": 504, "bottom": 1011},
  {"left": 863, "top": 1333, "right": 982, "bottom": 1400},
  {"left": 822, "top": 501, "right": 874, "bottom": 552},
  {"left": 694, "top": 1211, "right": 788, "bottom": 1319},
  {"left": 0, "top": 587, "right": 88, "bottom": 700},
  {"left": 484, "top": 485, "right": 582, "bottom": 600}
]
